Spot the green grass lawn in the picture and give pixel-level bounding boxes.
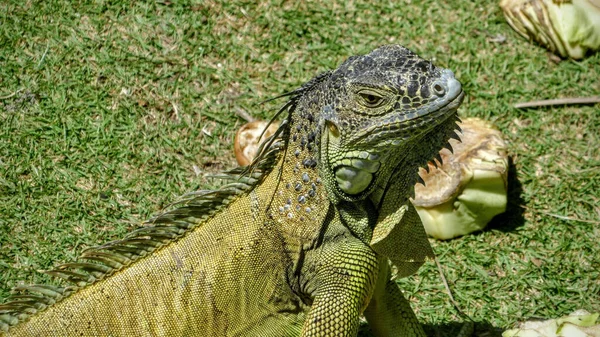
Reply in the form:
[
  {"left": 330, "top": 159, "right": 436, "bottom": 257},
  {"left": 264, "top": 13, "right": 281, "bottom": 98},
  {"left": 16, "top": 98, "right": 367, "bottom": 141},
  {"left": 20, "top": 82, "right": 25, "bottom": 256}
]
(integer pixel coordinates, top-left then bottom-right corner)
[{"left": 1, "top": 0, "right": 598, "bottom": 335}]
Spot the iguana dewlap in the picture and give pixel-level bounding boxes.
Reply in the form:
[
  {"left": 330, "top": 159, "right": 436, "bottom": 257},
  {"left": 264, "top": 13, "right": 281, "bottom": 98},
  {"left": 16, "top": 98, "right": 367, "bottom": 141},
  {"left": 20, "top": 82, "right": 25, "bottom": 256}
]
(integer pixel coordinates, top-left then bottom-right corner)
[{"left": 0, "top": 45, "right": 464, "bottom": 337}]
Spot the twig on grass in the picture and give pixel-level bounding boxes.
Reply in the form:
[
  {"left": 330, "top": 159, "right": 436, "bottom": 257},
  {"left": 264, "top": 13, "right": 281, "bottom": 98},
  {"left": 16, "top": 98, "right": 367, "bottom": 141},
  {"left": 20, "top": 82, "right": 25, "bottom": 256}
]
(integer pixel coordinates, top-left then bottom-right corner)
[{"left": 514, "top": 96, "right": 600, "bottom": 109}]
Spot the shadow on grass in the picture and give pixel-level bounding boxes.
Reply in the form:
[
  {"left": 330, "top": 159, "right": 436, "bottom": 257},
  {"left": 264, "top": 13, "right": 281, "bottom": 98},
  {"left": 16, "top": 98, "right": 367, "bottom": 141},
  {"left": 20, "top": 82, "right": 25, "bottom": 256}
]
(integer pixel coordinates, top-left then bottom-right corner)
[
  {"left": 425, "top": 321, "right": 505, "bottom": 337},
  {"left": 486, "top": 156, "right": 525, "bottom": 233},
  {"left": 358, "top": 320, "right": 504, "bottom": 337}
]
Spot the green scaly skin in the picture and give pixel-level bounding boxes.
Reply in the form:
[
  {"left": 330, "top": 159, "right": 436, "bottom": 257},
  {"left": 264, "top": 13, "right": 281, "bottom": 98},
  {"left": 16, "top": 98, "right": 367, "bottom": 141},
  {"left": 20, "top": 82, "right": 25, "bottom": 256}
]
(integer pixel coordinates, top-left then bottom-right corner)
[{"left": 0, "top": 45, "right": 464, "bottom": 336}]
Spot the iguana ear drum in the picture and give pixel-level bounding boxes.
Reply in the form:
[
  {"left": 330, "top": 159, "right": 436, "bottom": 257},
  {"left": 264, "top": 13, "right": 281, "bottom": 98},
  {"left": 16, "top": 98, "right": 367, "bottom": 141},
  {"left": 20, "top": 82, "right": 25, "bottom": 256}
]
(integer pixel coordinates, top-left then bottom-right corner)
[
  {"left": 324, "top": 120, "right": 381, "bottom": 196},
  {"left": 333, "top": 154, "right": 381, "bottom": 195},
  {"left": 334, "top": 166, "right": 373, "bottom": 195}
]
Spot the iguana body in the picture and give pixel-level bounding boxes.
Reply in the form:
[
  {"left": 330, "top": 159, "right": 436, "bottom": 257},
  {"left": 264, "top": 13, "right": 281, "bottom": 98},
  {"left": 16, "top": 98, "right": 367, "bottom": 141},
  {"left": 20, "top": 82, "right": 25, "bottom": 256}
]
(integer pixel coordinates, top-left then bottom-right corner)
[{"left": 0, "top": 45, "right": 464, "bottom": 336}]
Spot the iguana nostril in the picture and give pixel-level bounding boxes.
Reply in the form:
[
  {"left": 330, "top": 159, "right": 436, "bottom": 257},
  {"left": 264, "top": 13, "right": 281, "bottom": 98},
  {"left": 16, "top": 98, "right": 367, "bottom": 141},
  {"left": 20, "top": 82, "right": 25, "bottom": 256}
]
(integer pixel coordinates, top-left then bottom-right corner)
[{"left": 433, "top": 83, "right": 445, "bottom": 96}]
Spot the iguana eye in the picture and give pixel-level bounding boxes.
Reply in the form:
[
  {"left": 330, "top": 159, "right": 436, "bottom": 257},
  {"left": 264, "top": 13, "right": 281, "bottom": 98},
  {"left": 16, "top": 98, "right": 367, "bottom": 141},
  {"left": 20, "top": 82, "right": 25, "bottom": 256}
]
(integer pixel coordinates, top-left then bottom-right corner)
[{"left": 358, "top": 91, "right": 385, "bottom": 107}]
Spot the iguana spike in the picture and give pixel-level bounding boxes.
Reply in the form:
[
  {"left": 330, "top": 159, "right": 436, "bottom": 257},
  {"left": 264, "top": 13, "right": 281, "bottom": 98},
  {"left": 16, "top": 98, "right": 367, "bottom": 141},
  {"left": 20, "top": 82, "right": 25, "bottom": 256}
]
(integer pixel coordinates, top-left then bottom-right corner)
[
  {"left": 0, "top": 321, "right": 9, "bottom": 333},
  {"left": 224, "top": 182, "right": 254, "bottom": 190},
  {"left": 129, "top": 226, "right": 184, "bottom": 237},
  {"left": 98, "top": 240, "right": 157, "bottom": 254},
  {"left": 215, "top": 187, "right": 242, "bottom": 196},
  {"left": 181, "top": 197, "right": 225, "bottom": 209},
  {"left": 4, "top": 297, "right": 48, "bottom": 310},
  {"left": 147, "top": 232, "right": 180, "bottom": 240},
  {"left": 226, "top": 166, "right": 266, "bottom": 182},
  {"left": 81, "top": 250, "right": 130, "bottom": 266},
  {"left": 121, "top": 238, "right": 163, "bottom": 248},
  {"left": 58, "top": 262, "right": 113, "bottom": 275},
  {"left": 205, "top": 173, "right": 239, "bottom": 182},
  {"left": 0, "top": 308, "right": 13, "bottom": 315},
  {"left": 185, "top": 194, "right": 219, "bottom": 203},
  {"left": 129, "top": 243, "right": 164, "bottom": 252},
  {"left": 125, "top": 231, "right": 179, "bottom": 242},
  {"left": 241, "top": 176, "right": 259, "bottom": 185},
  {"left": 0, "top": 301, "right": 40, "bottom": 313},
  {"left": 172, "top": 218, "right": 199, "bottom": 228},
  {"left": 246, "top": 171, "right": 264, "bottom": 179},
  {"left": 149, "top": 216, "right": 175, "bottom": 224},
  {"left": 0, "top": 314, "right": 18, "bottom": 327},
  {"left": 150, "top": 208, "right": 202, "bottom": 223},
  {"left": 135, "top": 225, "right": 182, "bottom": 234},
  {"left": 450, "top": 131, "right": 461, "bottom": 142},
  {"left": 44, "top": 270, "right": 95, "bottom": 287},
  {"left": 178, "top": 193, "right": 219, "bottom": 205},
  {"left": 417, "top": 175, "right": 426, "bottom": 186},
  {"left": 13, "top": 285, "right": 66, "bottom": 299},
  {"left": 29, "top": 301, "right": 47, "bottom": 310},
  {"left": 435, "top": 152, "right": 444, "bottom": 165},
  {"left": 444, "top": 141, "right": 454, "bottom": 153},
  {"left": 14, "top": 306, "right": 36, "bottom": 315},
  {"left": 226, "top": 168, "right": 263, "bottom": 180},
  {"left": 1, "top": 299, "right": 32, "bottom": 306},
  {"left": 5, "top": 295, "right": 55, "bottom": 306},
  {"left": 160, "top": 189, "right": 220, "bottom": 209},
  {"left": 99, "top": 244, "right": 147, "bottom": 257},
  {"left": 179, "top": 189, "right": 213, "bottom": 198},
  {"left": 209, "top": 166, "right": 263, "bottom": 183},
  {"left": 454, "top": 119, "right": 462, "bottom": 130},
  {"left": 80, "top": 255, "right": 123, "bottom": 269}
]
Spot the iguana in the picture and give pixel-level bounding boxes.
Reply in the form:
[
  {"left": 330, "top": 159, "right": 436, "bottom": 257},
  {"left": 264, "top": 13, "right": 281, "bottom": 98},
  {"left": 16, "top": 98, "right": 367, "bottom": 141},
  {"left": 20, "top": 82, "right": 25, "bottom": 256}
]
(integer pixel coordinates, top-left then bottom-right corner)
[{"left": 0, "top": 44, "right": 464, "bottom": 336}]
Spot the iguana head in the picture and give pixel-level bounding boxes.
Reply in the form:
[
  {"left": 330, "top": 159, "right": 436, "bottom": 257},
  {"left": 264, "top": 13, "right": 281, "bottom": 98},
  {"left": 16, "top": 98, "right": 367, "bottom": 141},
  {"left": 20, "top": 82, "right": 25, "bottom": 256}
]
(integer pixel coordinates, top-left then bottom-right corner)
[{"left": 314, "top": 44, "right": 464, "bottom": 203}]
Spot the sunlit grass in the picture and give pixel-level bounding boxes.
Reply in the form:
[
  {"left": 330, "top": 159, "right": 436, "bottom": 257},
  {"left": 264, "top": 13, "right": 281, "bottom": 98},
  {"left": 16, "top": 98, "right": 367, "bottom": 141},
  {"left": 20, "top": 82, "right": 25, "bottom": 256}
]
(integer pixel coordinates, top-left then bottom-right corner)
[{"left": 1, "top": 1, "right": 598, "bottom": 336}]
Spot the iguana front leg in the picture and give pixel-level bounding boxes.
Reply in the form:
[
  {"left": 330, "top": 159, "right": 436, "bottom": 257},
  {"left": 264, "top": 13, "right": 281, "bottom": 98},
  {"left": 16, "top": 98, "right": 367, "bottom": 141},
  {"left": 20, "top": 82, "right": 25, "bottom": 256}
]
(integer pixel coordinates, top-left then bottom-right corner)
[
  {"left": 300, "top": 237, "right": 380, "bottom": 337},
  {"left": 363, "top": 260, "right": 427, "bottom": 337}
]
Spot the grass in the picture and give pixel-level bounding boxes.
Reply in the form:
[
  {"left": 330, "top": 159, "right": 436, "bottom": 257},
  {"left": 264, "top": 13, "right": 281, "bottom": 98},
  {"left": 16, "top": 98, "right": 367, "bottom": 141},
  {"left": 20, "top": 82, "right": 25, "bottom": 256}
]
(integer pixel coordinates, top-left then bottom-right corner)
[{"left": 0, "top": 0, "right": 598, "bottom": 335}]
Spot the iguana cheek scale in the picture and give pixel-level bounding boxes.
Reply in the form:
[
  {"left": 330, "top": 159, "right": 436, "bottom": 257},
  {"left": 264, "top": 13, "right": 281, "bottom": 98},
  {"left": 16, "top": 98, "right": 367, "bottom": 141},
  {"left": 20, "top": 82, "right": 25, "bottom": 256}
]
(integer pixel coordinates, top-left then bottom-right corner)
[
  {"left": 0, "top": 45, "right": 464, "bottom": 337},
  {"left": 327, "top": 126, "right": 381, "bottom": 195}
]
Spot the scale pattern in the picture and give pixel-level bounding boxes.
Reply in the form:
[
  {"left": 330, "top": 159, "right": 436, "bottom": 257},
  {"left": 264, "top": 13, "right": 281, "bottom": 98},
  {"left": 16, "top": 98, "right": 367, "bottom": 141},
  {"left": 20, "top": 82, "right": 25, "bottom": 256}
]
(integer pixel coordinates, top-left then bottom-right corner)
[{"left": 0, "top": 45, "right": 464, "bottom": 337}]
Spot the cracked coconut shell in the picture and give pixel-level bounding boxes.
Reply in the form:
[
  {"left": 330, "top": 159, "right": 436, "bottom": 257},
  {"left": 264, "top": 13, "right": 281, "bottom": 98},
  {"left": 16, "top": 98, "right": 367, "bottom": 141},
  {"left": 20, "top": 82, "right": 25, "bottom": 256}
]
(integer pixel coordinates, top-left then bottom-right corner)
[
  {"left": 412, "top": 118, "right": 509, "bottom": 240},
  {"left": 234, "top": 120, "right": 279, "bottom": 166}
]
